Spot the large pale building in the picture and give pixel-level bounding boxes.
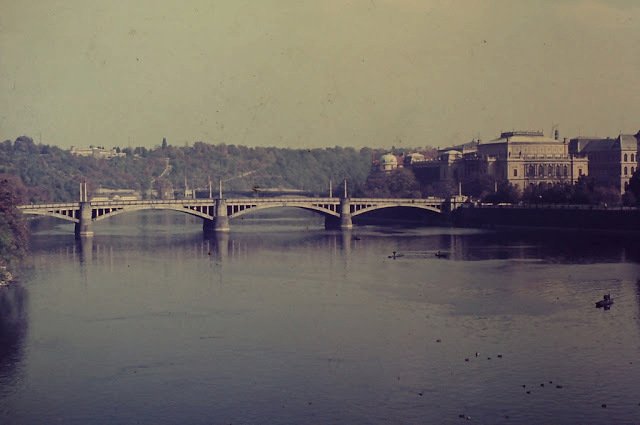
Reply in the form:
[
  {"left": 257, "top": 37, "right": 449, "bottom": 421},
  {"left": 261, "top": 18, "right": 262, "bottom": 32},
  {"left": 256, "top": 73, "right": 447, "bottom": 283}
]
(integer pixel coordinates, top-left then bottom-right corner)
[
  {"left": 70, "top": 146, "right": 126, "bottom": 159},
  {"left": 410, "top": 130, "right": 588, "bottom": 192},
  {"left": 472, "top": 130, "right": 588, "bottom": 189}
]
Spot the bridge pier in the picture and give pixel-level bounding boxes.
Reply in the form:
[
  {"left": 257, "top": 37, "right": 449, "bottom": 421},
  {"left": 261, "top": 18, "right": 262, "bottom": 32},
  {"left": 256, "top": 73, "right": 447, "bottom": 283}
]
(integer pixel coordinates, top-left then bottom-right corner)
[
  {"left": 74, "top": 202, "right": 94, "bottom": 238},
  {"left": 213, "top": 199, "right": 230, "bottom": 232},
  {"left": 340, "top": 198, "right": 353, "bottom": 229},
  {"left": 324, "top": 198, "right": 352, "bottom": 230}
]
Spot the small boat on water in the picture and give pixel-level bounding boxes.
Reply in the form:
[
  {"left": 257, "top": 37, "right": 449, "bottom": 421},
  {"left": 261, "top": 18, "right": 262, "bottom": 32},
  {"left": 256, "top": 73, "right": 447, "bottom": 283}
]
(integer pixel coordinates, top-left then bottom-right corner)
[
  {"left": 435, "top": 251, "right": 449, "bottom": 259},
  {"left": 595, "top": 294, "right": 613, "bottom": 308}
]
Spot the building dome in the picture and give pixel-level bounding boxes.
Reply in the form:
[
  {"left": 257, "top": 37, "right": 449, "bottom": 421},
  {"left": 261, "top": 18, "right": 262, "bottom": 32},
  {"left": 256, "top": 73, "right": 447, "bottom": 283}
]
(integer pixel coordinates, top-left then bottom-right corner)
[{"left": 380, "top": 153, "right": 398, "bottom": 171}]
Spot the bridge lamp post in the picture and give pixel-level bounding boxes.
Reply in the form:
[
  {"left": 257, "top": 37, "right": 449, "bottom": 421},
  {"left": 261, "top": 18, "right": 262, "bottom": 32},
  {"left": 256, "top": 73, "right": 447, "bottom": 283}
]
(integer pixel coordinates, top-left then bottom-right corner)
[
  {"left": 75, "top": 181, "right": 94, "bottom": 238},
  {"left": 209, "top": 178, "right": 229, "bottom": 232}
]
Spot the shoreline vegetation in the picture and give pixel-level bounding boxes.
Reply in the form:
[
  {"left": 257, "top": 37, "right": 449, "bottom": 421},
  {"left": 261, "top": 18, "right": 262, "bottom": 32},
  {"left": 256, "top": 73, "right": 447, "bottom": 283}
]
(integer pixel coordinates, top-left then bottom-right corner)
[
  {"left": 0, "top": 266, "right": 13, "bottom": 286},
  {"left": 1, "top": 136, "right": 393, "bottom": 203},
  {"left": 0, "top": 175, "right": 28, "bottom": 285}
]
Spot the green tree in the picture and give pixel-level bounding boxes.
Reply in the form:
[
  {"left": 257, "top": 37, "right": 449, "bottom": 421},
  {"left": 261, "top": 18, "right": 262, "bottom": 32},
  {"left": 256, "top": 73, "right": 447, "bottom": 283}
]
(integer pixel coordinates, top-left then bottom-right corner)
[
  {"left": 626, "top": 169, "right": 640, "bottom": 205},
  {"left": 0, "top": 175, "right": 28, "bottom": 270},
  {"left": 482, "top": 181, "right": 520, "bottom": 204},
  {"left": 362, "top": 168, "right": 421, "bottom": 198},
  {"left": 462, "top": 174, "right": 495, "bottom": 198}
]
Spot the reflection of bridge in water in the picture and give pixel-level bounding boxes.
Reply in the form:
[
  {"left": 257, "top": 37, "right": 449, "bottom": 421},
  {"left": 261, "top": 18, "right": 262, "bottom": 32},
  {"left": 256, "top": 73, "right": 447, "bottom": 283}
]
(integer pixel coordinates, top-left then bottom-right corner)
[
  {"left": 19, "top": 194, "right": 459, "bottom": 238},
  {"left": 33, "top": 230, "right": 361, "bottom": 267}
]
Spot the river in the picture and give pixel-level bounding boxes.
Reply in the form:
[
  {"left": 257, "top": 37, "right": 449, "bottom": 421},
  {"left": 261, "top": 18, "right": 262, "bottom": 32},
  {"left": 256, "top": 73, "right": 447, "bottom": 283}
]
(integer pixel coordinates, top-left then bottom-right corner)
[{"left": 1, "top": 210, "right": 640, "bottom": 424}]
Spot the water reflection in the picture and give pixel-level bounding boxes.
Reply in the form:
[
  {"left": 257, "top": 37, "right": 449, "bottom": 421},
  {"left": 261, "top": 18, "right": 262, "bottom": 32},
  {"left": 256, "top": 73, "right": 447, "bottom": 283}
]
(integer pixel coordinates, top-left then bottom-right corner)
[
  {"left": 76, "top": 236, "right": 93, "bottom": 264},
  {"left": 204, "top": 232, "right": 229, "bottom": 263},
  {"left": 14, "top": 215, "right": 640, "bottom": 424},
  {"left": 449, "top": 230, "right": 632, "bottom": 263},
  {"left": 28, "top": 224, "right": 640, "bottom": 269},
  {"left": 0, "top": 283, "right": 28, "bottom": 391},
  {"left": 340, "top": 230, "right": 352, "bottom": 256}
]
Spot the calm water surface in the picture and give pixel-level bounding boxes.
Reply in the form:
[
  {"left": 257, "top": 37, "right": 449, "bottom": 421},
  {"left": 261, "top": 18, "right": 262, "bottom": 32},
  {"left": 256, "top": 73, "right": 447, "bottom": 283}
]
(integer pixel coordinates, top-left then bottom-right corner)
[{"left": 2, "top": 211, "right": 640, "bottom": 424}]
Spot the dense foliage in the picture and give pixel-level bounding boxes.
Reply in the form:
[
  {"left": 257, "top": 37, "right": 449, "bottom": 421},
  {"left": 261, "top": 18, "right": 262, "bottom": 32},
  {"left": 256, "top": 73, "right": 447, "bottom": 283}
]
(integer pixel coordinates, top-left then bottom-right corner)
[
  {"left": 0, "top": 175, "right": 28, "bottom": 270},
  {"left": 361, "top": 168, "right": 421, "bottom": 198},
  {"left": 518, "top": 177, "right": 620, "bottom": 206},
  {"left": 625, "top": 169, "right": 640, "bottom": 206},
  {"left": 0, "top": 137, "right": 391, "bottom": 202}
]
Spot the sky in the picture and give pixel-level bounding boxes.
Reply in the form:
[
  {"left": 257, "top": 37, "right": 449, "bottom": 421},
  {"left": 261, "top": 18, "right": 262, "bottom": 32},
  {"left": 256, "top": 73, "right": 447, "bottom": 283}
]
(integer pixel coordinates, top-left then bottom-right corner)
[{"left": 1, "top": 0, "right": 639, "bottom": 150}]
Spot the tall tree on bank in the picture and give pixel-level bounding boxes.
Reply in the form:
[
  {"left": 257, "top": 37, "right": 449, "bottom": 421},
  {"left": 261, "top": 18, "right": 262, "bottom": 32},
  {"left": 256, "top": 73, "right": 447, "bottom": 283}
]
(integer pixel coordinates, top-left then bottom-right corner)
[
  {"left": 0, "top": 175, "right": 28, "bottom": 270},
  {"left": 625, "top": 169, "right": 640, "bottom": 205},
  {"left": 361, "top": 168, "right": 421, "bottom": 198}
]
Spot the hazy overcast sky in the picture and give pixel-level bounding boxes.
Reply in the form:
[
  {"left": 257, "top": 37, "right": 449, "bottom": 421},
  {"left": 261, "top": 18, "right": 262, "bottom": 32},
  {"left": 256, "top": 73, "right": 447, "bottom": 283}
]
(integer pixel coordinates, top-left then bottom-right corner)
[{"left": 1, "top": 1, "right": 639, "bottom": 149}]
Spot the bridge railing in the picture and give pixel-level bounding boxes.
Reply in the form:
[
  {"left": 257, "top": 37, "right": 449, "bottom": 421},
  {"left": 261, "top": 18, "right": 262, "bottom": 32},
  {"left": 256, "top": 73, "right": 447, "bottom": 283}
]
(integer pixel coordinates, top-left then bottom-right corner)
[
  {"left": 351, "top": 197, "right": 445, "bottom": 203},
  {"left": 19, "top": 196, "right": 446, "bottom": 210},
  {"left": 17, "top": 203, "right": 79, "bottom": 209},
  {"left": 225, "top": 197, "right": 340, "bottom": 204},
  {"left": 90, "top": 199, "right": 215, "bottom": 207},
  {"left": 462, "top": 202, "right": 640, "bottom": 211}
]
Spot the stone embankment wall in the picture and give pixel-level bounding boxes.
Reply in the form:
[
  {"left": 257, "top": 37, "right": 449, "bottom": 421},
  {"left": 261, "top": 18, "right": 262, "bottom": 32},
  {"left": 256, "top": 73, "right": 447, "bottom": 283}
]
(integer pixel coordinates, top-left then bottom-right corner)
[{"left": 452, "top": 205, "right": 640, "bottom": 232}]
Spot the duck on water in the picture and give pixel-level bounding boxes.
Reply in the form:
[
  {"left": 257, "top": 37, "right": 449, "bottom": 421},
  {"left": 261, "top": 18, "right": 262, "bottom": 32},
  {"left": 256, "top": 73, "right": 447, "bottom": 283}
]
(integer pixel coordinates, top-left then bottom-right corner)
[{"left": 595, "top": 294, "right": 613, "bottom": 309}]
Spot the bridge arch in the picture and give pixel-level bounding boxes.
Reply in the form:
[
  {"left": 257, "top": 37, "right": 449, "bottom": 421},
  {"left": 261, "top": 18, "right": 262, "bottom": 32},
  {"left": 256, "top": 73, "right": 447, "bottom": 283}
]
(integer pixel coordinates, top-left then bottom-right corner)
[
  {"left": 228, "top": 203, "right": 340, "bottom": 219},
  {"left": 92, "top": 204, "right": 213, "bottom": 222},
  {"left": 19, "top": 210, "right": 79, "bottom": 223},
  {"left": 351, "top": 203, "right": 443, "bottom": 217}
]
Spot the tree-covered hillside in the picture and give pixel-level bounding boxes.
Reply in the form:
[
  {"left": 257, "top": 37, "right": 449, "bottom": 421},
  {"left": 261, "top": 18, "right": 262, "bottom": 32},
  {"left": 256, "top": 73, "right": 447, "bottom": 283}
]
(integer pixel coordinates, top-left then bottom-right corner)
[{"left": 0, "top": 136, "right": 394, "bottom": 202}]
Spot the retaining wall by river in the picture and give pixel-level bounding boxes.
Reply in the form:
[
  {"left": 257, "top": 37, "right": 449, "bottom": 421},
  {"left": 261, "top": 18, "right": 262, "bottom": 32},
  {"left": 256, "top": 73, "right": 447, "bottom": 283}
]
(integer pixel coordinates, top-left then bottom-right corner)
[{"left": 451, "top": 204, "right": 640, "bottom": 232}]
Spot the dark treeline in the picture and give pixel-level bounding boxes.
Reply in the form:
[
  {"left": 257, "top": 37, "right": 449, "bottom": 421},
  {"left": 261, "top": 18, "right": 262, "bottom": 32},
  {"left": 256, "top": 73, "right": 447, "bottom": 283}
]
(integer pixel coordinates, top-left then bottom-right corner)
[
  {"left": 0, "top": 136, "right": 411, "bottom": 202},
  {"left": 457, "top": 174, "right": 636, "bottom": 206},
  {"left": 0, "top": 175, "right": 28, "bottom": 276}
]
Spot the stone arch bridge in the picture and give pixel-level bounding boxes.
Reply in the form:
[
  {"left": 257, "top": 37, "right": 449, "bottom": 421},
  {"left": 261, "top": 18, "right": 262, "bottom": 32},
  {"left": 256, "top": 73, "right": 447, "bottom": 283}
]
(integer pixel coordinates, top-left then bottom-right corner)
[{"left": 18, "top": 196, "right": 459, "bottom": 238}]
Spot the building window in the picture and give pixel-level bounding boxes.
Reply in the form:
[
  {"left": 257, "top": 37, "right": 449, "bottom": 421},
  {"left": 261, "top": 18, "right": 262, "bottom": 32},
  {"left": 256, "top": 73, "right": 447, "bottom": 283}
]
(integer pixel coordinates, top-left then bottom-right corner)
[
  {"left": 624, "top": 166, "right": 628, "bottom": 176},
  {"left": 548, "top": 165, "right": 553, "bottom": 176},
  {"left": 632, "top": 167, "right": 636, "bottom": 174},
  {"left": 632, "top": 154, "right": 636, "bottom": 162},
  {"left": 539, "top": 165, "right": 544, "bottom": 176},
  {"left": 624, "top": 154, "right": 628, "bottom": 162},
  {"left": 579, "top": 168, "right": 583, "bottom": 176},
  {"left": 513, "top": 168, "right": 517, "bottom": 177},
  {"left": 564, "top": 165, "right": 568, "bottom": 177}
]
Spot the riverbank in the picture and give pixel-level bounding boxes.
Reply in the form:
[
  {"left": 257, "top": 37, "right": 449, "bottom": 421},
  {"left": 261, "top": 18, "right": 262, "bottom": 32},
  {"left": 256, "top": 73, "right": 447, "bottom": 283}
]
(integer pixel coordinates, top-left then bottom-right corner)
[{"left": 0, "top": 265, "right": 14, "bottom": 285}]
